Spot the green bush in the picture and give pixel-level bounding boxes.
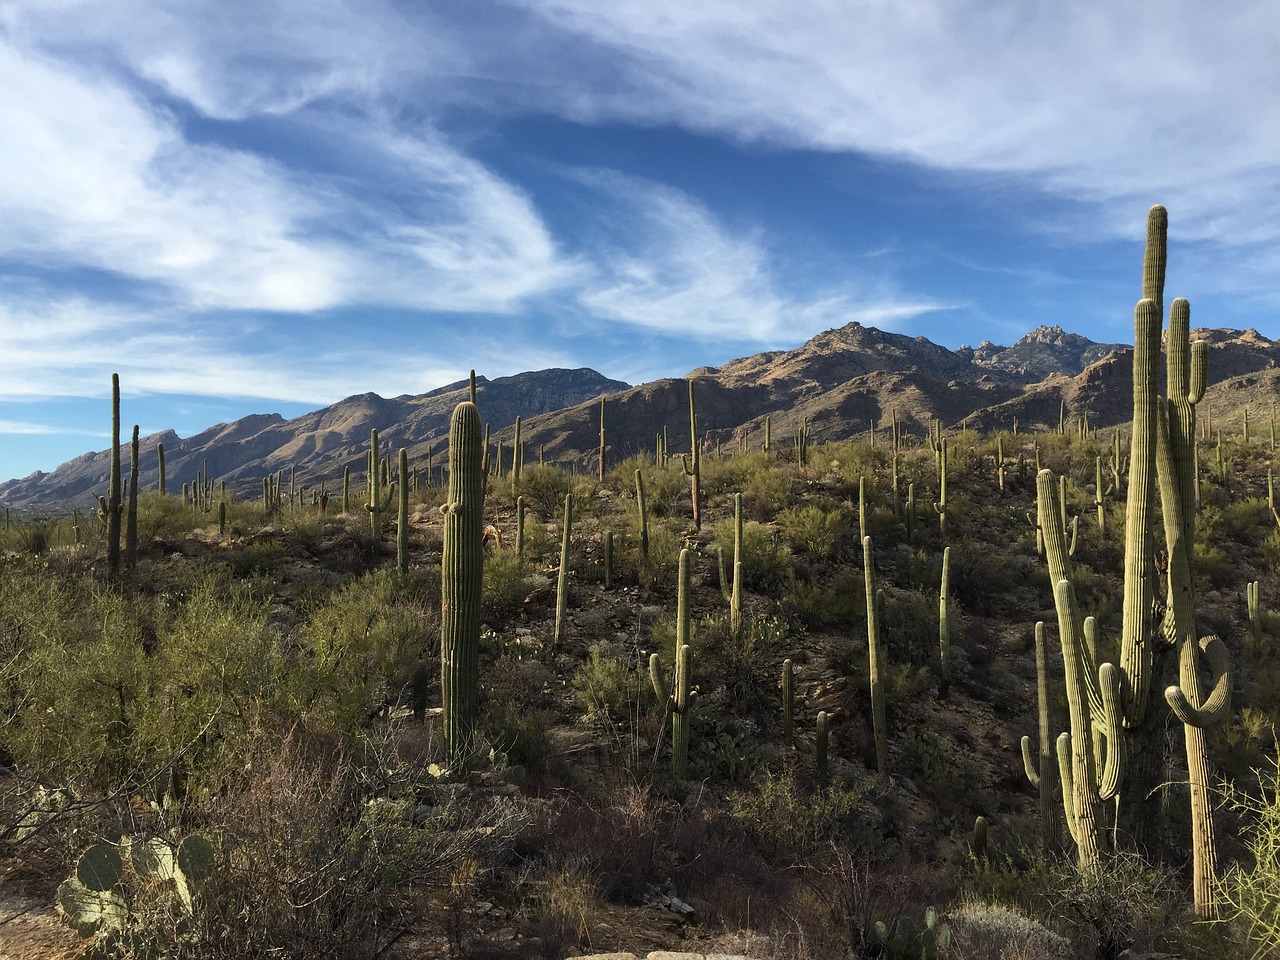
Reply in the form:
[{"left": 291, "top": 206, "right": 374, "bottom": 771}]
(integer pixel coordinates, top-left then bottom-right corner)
[
  {"left": 1221, "top": 757, "right": 1280, "bottom": 958},
  {"left": 777, "top": 502, "right": 851, "bottom": 560}
]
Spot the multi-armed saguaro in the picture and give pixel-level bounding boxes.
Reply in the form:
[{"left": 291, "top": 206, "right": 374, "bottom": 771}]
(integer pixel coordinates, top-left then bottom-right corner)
[{"left": 1036, "top": 205, "right": 1231, "bottom": 917}]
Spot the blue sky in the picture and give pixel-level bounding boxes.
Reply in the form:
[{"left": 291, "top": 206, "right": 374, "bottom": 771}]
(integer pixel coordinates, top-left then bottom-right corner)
[{"left": 2, "top": 1, "right": 1278, "bottom": 483}]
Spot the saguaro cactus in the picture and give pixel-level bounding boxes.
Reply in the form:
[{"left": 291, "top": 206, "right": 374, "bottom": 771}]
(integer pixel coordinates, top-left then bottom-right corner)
[
  {"left": 440, "top": 401, "right": 485, "bottom": 768},
  {"left": 781, "top": 658, "right": 794, "bottom": 737},
  {"left": 554, "top": 492, "right": 573, "bottom": 645},
  {"left": 397, "top": 448, "right": 410, "bottom": 574},
  {"left": 107, "top": 374, "right": 122, "bottom": 575},
  {"left": 635, "top": 469, "right": 650, "bottom": 559},
  {"left": 157, "top": 441, "right": 166, "bottom": 495},
  {"left": 1020, "top": 621, "right": 1060, "bottom": 854},
  {"left": 366, "top": 428, "right": 386, "bottom": 541},
  {"left": 125, "top": 425, "right": 139, "bottom": 567},
  {"left": 864, "top": 536, "right": 888, "bottom": 775},
  {"left": 650, "top": 548, "right": 696, "bottom": 777},
  {"left": 598, "top": 397, "right": 607, "bottom": 482},
  {"left": 938, "top": 546, "right": 951, "bottom": 699},
  {"left": 681, "top": 380, "right": 703, "bottom": 530}
]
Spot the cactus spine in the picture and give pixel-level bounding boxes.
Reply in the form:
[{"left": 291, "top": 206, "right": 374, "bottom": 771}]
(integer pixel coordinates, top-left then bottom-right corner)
[
  {"left": 554, "top": 492, "right": 573, "bottom": 645},
  {"left": 397, "top": 448, "right": 410, "bottom": 574},
  {"left": 440, "top": 401, "right": 485, "bottom": 768},
  {"left": 512, "top": 416, "right": 522, "bottom": 490},
  {"left": 864, "top": 535, "right": 888, "bottom": 774}
]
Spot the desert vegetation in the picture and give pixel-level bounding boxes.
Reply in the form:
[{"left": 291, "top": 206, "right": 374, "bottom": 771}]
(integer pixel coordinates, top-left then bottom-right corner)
[{"left": 2, "top": 209, "right": 1280, "bottom": 959}]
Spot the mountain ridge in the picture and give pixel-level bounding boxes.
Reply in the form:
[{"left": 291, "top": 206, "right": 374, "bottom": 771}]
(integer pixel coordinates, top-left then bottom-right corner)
[{"left": 4, "top": 322, "right": 1278, "bottom": 511}]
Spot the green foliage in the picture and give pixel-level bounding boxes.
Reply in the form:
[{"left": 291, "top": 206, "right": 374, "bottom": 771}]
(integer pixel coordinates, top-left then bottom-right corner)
[
  {"left": 713, "top": 516, "right": 792, "bottom": 595},
  {"left": 731, "top": 764, "right": 888, "bottom": 862},
  {"left": 482, "top": 548, "right": 535, "bottom": 625},
  {"left": 516, "top": 464, "right": 573, "bottom": 520},
  {"left": 1220, "top": 756, "right": 1280, "bottom": 958},
  {"left": 571, "top": 641, "right": 640, "bottom": 724},
  {"left": 779, "top": 568, "right": 864, "bottom": 630},
  {"left": 777, "top": 501, "right": 851, "bottom": 559},
  {"left": 295, "top": 569, "right": 437, "bottom": 731}
]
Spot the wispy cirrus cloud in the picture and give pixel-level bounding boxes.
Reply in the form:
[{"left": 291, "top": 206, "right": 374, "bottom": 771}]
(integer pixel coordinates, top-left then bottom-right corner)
[
  {"left": 508, "top": 1, "right": 1280, "bottom": 245},
  {"left": 571, "top": 170, "right": 948, "bottom": 343}
]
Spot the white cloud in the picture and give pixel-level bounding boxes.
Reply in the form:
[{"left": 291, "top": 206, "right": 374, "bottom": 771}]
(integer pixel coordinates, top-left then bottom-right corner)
[
  {"left": 510, "top": 1, "right": 1280, "bottom": 245},
  {"left": 0, "top": 420, "right": 99, "bottom": 436},
  {"left": 573, "top": 171, "right": 945, "bottom": 341}
]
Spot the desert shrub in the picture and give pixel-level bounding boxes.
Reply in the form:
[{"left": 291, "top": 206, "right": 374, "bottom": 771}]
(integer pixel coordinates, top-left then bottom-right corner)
[
  {"left": 777, "top": 501, "right": 852, "bottom": 560},
  {"left": 517, "top": 464, "right": 573, "bottom": 520},
  {"left": 1220, "top": 756, "right": 1280, "bottom": 959},
  {"left": 713, "top": 517, "right": 792, "bottom": 596},
  {"left": 947, "top": 899, "right": 1072, "bottom": 960},
  {"left": 3, "top": 569, "right": 151, "bottom": 789},
  {"left": 294, "top": 568, "right": 437, "bottom": 731},
  {"left": 571, "top": 641, "right": 643, "bottom": 725},
  {"left": 637, "top": 462, "right": 690, "bottom": 519},
  {"left": 227, "top": 539, "right": 291, "bottom": 576},
  {"left": 1047, "top": 851, "right": 1181, "bottom": 960},
  {"left": 701, "top": 449, "right": 771, "bottom": 498},
  {"left": 741, "top": 461, "right": 794, "bottom": 518},
  {"left": 630, "top": 516, "right": 688, "bottom": 589},
  {"left": 482, "top": 548, "right": 537, "bottom": 625},
  {"left": 732, "top": 764, "right": 888, "bottom": 863},
  {"left": 779, "top": 568, "right": 864, "bottom": 631},
  {"left": 134, "top": 491, "right": 209, "bottom": 540}
]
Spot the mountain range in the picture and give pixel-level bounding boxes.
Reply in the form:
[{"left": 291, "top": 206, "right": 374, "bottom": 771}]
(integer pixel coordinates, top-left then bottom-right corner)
[{"left": 4, "top": 322, "right": 1278, "bottom": 512}]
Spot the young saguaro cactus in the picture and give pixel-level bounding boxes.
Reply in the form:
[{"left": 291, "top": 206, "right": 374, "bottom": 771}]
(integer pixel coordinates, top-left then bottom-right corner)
[
  {"left": 1020, "top": 621, "right": 1060, "bottom": 855},
  {"left": 650, "top": 548, "right": 696, "bottom": 777},
  {"left": 440, "top": 401, "right": 485, "bottom": 768}
]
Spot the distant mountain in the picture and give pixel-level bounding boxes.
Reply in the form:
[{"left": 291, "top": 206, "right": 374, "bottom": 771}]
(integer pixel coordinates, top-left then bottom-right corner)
[
  {"left": 961, "top": 324, "right": 1128, "bottom": 382},
  {"left": 4, "top": 323, "right": 1278, "bottom": 511},
  {"left": 0, "top": 369, "right": 628, "bottom": 511}
]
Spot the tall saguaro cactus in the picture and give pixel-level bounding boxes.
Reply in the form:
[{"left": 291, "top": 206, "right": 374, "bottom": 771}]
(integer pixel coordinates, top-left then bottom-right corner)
[
  {"left": 107, "top": 374, "right": 122, "bottom": 575},
  {"left": 125, "top": 425, "right": 139, "bottom": 567},
  {"left": 441, "top": 401, "right": 485, "bottom": 768},
  {"left": 864, "top": 535, "right": 888, "bottom": 775},
  {"left": 397, "top": 448, "right": 410, "bottom": 574},
  {"left": 681, "top": 380, "right": 703, "bottom": 530}
]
